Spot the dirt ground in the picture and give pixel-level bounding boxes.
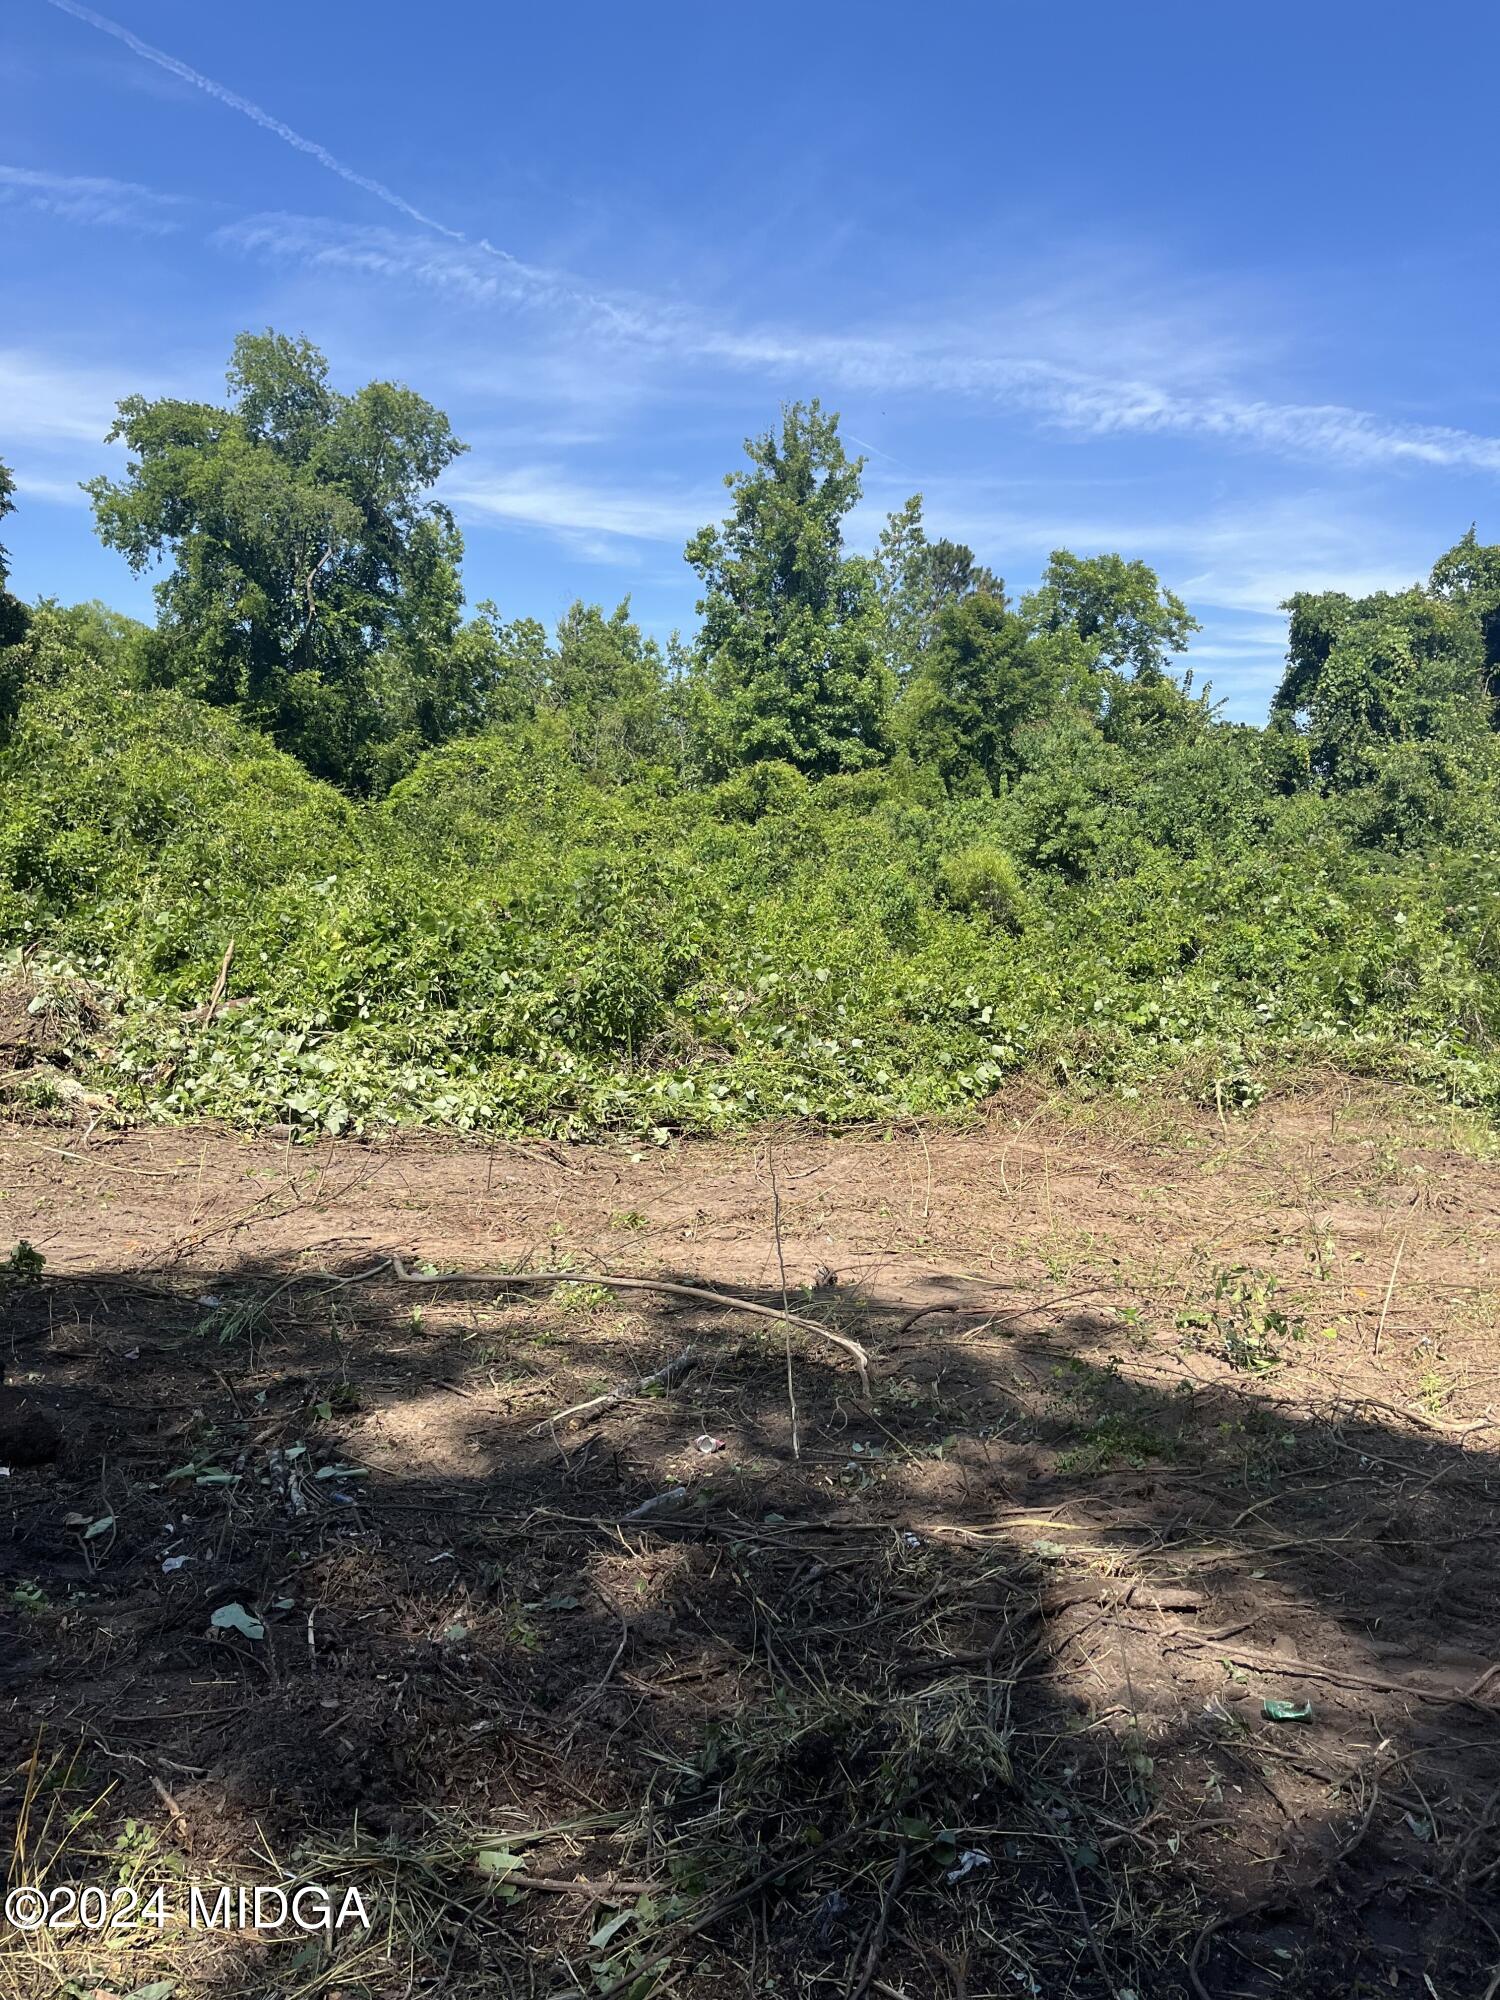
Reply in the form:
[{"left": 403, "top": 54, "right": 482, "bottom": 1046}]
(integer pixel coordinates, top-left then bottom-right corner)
[{"left": 1, "top": 1082, "right": 1497, "bottom": 1999}]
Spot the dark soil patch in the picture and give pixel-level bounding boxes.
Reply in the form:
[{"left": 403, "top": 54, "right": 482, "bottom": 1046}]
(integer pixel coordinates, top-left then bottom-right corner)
[{"left": 1, "top": 1087, "right": 1497, "bottom": 1997}]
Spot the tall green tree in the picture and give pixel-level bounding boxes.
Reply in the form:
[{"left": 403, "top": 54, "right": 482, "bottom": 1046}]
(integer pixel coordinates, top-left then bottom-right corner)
[
  {"left": 1275, "top": 554, "right": 1493, "bottom": 785},
  {"left": 552, "top": 598, "right": 672, "bottom": 779},
  {"left": 900, "top": 590, "right": 1060, "bottom": 791},
  {"left": 1023, "top": 549, "right": 1198, "bottom": 679},
  {"left": 87, "top": 332, "right": 468, "bottom": 791},
  {"left": 1429, "top": 528, "right": 1500, "bottom": 712},
  {"left": 0, "top": 458, "right": 28, "bottom": 650},
  {"left": 685, "top": 401, "right": 891, "bottom": 777},
  {"left": 875, "top": 494, "right": 1000, "bottom": 684},
  {"left": 454, "top": 597, "right": 674, "bottom": 779}
]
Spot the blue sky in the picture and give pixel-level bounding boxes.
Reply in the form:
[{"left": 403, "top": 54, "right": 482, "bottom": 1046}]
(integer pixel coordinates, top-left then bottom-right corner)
[{"left": 4, "top": 0, "right": 1498, "bottom": 719}]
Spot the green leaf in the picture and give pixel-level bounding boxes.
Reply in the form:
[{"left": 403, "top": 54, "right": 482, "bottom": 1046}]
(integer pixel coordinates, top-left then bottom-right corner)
[
  {"left": 475, "top": 1847, "right": 524, "bottom": 1879},
  {"left": 589, "top": 1908, "right": 635, "bottom": 1949},
  {"left": 209, "top": 1601, "right": 265, "bottom": 1641}
]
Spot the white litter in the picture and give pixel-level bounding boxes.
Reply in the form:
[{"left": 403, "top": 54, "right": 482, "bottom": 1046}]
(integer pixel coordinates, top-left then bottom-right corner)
[{"left": 946, "top": 1849, "right": 993, "bottom": 1884}]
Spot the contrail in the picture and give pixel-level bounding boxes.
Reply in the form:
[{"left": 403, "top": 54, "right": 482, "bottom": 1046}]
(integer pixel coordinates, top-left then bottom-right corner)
[{"left": 43, "top": 0, "right": 465, "bottom": 242}]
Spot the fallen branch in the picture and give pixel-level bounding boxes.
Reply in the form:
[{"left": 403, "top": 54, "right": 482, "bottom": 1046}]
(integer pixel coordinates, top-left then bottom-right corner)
[
  {"left": 535, "top": 1347, "right": 698, "bottom": 1433},
  {"left": 1061, "top": 1842, "right": 1119, "bottom": 2000},
  {"left": 891, "top": 1284, "right": 1103, "bottom": 1343},
  {"left": 622, "top": 1486, "right": 688, "bottom": 1521},
  {"left": 1158, "top": 1629, "right": 1495, "bottom": 1710},
  {"left": 850, "top": 1845, "right": 908, "bottom": 2000},
  {"left": 1373, "top": 1232, "right": 1407, "bottom": 1360},
  {"left": 200, "top": 938, "right": 235, "bottom": 1029},
  {"left": 386, "top": 1256, "right": 872, "bottom": 1395},
  {"left": 490, "top": 1869, "right": 658, "bottom": 1898}
]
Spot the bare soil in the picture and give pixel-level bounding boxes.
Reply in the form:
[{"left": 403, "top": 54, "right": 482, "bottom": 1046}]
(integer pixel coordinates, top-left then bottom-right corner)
[{"left": 1, "top": 1082, "right": 1498, "bottom": 1998}]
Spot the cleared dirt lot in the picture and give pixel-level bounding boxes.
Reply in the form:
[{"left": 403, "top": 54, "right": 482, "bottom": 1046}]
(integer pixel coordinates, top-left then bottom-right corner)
[{"left": 1, "top": 1085, "right": 1497, "bottom": 1997}]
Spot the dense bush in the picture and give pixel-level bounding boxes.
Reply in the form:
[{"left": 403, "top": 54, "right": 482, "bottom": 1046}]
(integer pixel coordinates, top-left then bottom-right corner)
[
  {"left": 936, "top": 844, "right": 1030, "bottom": 929},
  {"left": 0, "top": 644, "right": 1494, "bottom": 1137},
  {"left": 1, "top": 369, "right": 1497, "bottom": 1138}
]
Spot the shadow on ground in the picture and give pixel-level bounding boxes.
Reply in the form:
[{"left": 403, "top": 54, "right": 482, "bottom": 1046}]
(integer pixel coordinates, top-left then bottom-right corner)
[{"left": 2, "top": 1235, "right": 1498, "bottom": 1999}]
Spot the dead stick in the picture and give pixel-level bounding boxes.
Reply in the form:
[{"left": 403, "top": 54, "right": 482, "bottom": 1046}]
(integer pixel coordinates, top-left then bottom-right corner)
[
  {"left": 767, "top": 1136, "right": 800, "bottom": 1460},
  {"left": 535, "top": 1348, "right": 697, "bottom": 1433},
  {"left": 149, "top": 1772, "right": 190, "bottom": 1846},
  {"left": 201, "top": 938, "right": 235, "bottom": 1028},
  {"left": 1161, "top": 1630, "right": 1492, "bottom": 1709},
  {"left": 1373, "top": 1232, "right": 1406, "bottom": 1360},
  {"left": 502, "top": 1871, "right": 658, "bottom": 1897},
  {"left": 388, "top": 1256, "right": 871, "bottom": 1395},
  {"left": 588, "top": 1789, "right": 933, "bottom": 2000},
  {"left": 850, "top": 1845, "right": 908, "bottom": 2000},
  {"left": 1061, "top": 1843, "right": 1120, "bottom": 1999}
]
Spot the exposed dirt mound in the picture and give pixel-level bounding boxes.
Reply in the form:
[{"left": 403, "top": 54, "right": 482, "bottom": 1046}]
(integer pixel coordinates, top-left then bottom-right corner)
[{"left": 1, "top": 1086, "right": 1497, "bottom": 1998}]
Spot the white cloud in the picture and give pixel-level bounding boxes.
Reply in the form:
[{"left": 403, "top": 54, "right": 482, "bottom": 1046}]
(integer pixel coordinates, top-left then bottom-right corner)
[
  {"left": 8, "top": 469, "right": 90, "bottom": 504},
  {"left": 0, "top": 349, "right": 130, "bottom": 443},
  {"left": 214, "top": 215, "right": 560, "bottom": 311},
  {"left": 45, "top": 0, "right": 463, "bottom": 241},
  {"left": 1147, "top": 498, "right": 1430, "bottom": 614},
  {"left": 854, "top": 480, "right": 1437, "bottom": 627},
  {"left": 210, "top": 211, "right": 1500, "bottom": 483},
  {"left": 0, "top": 163, "right": 187, "bottom": 232},
  {"left": 44, "top": 0, "right": 1500, "bottom": 487},
  {"left": 446, "top": 467, "right": 710, "bottom": 546}
]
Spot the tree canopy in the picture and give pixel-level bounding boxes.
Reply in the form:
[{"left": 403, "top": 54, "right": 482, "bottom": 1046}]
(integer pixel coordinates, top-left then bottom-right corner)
[
  {"left": 0, "top": 459, "right": 27, "bottom": 651},
  {"left": 1, "top": 331, "right": 1494, "bottom": 832},
  {"left": 1275, "top": 553, "right": 1496, "bottom": 785},
  {"left": 86, "top": 331, "right": 469, "bottom": 791},
  {"left": 874, "top": 494, "right": 1001, "bottom": 685},
  {"left": 1023, "top": 548, "right": 1198, "bottom": 680},
  {"left": 901, "top": 591, "right": 1055, "bottom": 791},
  {"left": 685, "top": 401, "right": 891, "bottom": 778}
]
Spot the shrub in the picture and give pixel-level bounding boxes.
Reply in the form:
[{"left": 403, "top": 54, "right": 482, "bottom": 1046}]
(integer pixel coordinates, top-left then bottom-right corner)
[
  {"left": 0, "top": 642, "right": 1496, "bottom": 1139},
  {"left": 709, "top": 760, "right": 810, "bottom": 824},
  {"left": 936, "top": 844, "right": 1030, "bottom": 929}
]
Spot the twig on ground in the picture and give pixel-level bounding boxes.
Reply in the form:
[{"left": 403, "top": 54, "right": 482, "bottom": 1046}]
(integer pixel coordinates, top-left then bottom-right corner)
[
  {"left": 1374, "top": 1232, "right": 1407, "bottom": 1360},
  {"left": 622, "top": 1486, "right": 689, "bottom": 1521},
  {"left": 892, "top": 1285, "right": 1106, "bottom": 1343},
  {"left": 561, "top": 1583, "right": 630, "bottom": 1744},
  {"left": 849, "top": 1845, "right": 908, "bottom": 2000},
  {"left": 499, "top": 1870, "right": 658, "bottom": 1897},
  {"left": 588, "top": 1791, "right": 933, "bottom": 2000},
  {"left": 1061, "top": 1842, "right": 1119, "bottom": 1998},
  {"left": 766, "top": 1136, "right": 800, "bottom": 1460},
  {"left": 149, "top": 1772, "right": 190, "bottom": 1846},
  {"left": 1158, "top": 1629, "right": 1494, "bottom": 1709},
  {"left": 534, "top": 1348, "right": 698, "bottom": 1434},
  {"left": 385, "top": 1256, "right": 873, "bottom": 1395}
]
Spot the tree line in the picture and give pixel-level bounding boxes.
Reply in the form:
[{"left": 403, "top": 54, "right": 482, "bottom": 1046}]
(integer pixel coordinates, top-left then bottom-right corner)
[{"left": 3, "top": 328, "right": 1498, "bottom": 810}]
